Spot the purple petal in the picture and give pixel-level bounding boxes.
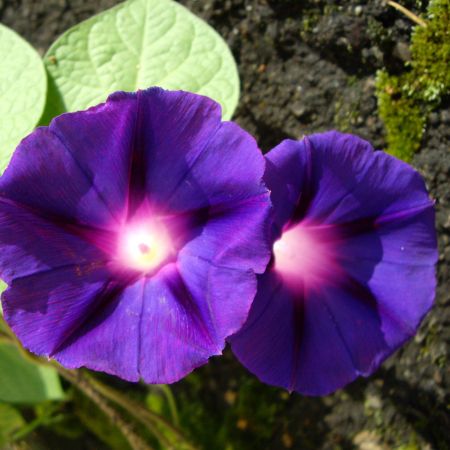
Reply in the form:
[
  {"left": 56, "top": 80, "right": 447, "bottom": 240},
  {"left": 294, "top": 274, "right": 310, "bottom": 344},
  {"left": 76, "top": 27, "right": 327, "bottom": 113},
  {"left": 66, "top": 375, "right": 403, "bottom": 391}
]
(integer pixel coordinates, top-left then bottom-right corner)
[
  {"left": 263, "top": 139, "right": 310, "bottom": 232},
  {"left": 231, "top": 131, "right": 437, "bottom": 395},
  {"left": 136, "top": 89, "right": 267, "bottom": 212},
  {"left": 1, "top": 92, "right": 141, "bottom": 229},
  {"left": 48, "top": 92, "right": 138, "bottom": 222},
  {"left": 53, "top": 276, "right": 145, "bottom": 381},
  {"left": 229, "top": 273, "right": 362, "bottom": 395},
  {"left": 337, "top": 211, "right": 437, "bottom": 348},
  {"left": 0, "top": 199, "right": 105, "bottom": 283},
  {"left": 177, "top": 252, "right": 258, "bottom": 352},
  {"left": 2, "top": 264, "right": 111, "bottom": 357},
  {"left": 291, "top": 131, "right": 434, "bottom": 225},
  {"left": 136, "top": 89, "right": 222, "bottom": 209},
  {"left": 180, "top": 192, "right": 271, "bottom": 274},
  {"left": 54, "top": 257, "right": 258, "bottom": 383},
  {"left": 137, "top": 263, "right": 221, "bottom": 383}
]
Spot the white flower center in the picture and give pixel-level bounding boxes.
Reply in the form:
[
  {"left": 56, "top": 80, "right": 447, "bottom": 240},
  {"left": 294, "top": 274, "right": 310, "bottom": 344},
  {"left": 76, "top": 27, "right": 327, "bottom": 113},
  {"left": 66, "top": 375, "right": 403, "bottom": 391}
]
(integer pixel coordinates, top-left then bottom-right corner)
[
  {"left": 118, "top": 221, "right": 173, "bottom": 272},
  {"left": 273, "top": 224, "right": 336, "bottom": 288}
]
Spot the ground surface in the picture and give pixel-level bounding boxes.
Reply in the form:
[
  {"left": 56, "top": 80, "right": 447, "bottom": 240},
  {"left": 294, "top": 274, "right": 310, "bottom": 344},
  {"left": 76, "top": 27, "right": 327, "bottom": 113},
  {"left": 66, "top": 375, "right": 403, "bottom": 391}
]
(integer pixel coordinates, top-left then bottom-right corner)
[{"left": 0, "top": 0, "right": 448, "bottom": 449}]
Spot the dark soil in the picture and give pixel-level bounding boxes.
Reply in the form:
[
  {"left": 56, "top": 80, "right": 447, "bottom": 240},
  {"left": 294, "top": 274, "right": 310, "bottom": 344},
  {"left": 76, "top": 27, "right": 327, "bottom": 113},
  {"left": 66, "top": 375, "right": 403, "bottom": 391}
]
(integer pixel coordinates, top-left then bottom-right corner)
[{"left": 0, "top": 0, "right": 448, "bottom": 449}]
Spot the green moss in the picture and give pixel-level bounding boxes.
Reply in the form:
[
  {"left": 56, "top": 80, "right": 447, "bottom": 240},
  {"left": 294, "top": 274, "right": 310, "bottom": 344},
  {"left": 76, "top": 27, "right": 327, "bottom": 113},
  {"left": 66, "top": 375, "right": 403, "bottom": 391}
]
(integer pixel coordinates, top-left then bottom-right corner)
[
  {"left": 300, "top": 9, "right": 322, "bottom": 39},
  {"left": 376, "top": 71, "right": 425, "bottom": 161},
  {"left": 376, "top": 0, "right": 450, "bottom": 161},
  {"left": 410, "top": 0, "right": 450, "bottom": 102},
  {"left": 395, "top": 437, "right": 421, "bottom": 450}
]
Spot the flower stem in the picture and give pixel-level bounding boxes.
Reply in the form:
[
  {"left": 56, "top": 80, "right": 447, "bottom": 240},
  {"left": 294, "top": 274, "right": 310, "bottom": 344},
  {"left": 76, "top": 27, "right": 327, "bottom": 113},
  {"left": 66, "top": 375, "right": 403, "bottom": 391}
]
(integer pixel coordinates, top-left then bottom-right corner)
[
  {"left": 158, "top": 384, "right": 180, "bottom": 426},
  {"left": 386, "top": 1, "right": 427, "bottom": 27},
  {"left": 85, "top": 373, "right": 197, "bottom": 450},
  {"left": 12, "top": 407, "right": 65, "bottom": 442},
  {"left": 55, "top": 366, "right": 154, "bottom": 450},
  {"left": 82, "top": 371, "right": 176, "bottom": 450}
]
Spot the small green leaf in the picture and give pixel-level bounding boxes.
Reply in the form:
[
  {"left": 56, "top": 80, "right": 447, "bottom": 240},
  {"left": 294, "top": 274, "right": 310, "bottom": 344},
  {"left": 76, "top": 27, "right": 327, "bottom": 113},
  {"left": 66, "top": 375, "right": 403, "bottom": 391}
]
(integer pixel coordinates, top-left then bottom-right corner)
[
  {"left": 0, "top": 343, "right": 64, "bottom": 403},
  {"left": 145, "top": 390, "right": 165, "bottom": 415},
  {"left": 0, "top": 24, "right": 47, "bottom": 173},
  {"left": 44, "top": 0, "right": 239, "bottom": 121},
  {"left": 0, "top": 403, "right": 25, "bottom": 446}
]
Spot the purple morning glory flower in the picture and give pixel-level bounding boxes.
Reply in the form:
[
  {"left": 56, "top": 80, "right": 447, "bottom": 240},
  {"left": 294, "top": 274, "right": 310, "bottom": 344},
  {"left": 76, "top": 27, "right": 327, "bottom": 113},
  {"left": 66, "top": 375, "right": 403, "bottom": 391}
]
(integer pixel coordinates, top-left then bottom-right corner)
[
  {"left": 230, "top": 131, "right": 438, "bottom": 396},
  {"left": 0, "top": 88, "right": 271, "bottom": 383}
]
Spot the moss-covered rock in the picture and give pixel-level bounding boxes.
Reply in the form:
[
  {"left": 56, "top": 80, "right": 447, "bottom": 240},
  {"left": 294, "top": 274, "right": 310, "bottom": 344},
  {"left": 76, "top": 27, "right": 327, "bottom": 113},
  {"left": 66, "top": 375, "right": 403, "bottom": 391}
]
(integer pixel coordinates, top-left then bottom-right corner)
[{"left": 376, "top": 0, "right": 449, "bottom": 161}]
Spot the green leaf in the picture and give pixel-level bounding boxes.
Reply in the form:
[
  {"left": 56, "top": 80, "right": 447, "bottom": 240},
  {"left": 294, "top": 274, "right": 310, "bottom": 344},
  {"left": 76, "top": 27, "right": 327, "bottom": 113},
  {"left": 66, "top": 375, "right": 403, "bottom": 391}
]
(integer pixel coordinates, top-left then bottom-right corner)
[
  {"left": 0, "top": 343, "right": 64, "bottom": 403},
  {"left": 0, "top": 403, "right": 24, "bottom": 447},
  {"left": 0, "top": 24, "right": 47, "bottom": 173},
  {"left": 43, "top": 0, "right": 239, "bottom": 122}
]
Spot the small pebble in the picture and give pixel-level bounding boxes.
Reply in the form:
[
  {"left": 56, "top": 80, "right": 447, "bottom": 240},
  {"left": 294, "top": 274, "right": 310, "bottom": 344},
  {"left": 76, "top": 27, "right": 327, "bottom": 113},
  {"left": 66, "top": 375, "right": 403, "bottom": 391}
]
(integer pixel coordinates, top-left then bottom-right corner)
[
  {"left": 440, "top": 110, "right": 450, "bottom": 124},
  {"left": 236, "top": 418, "right": 248, "bottom": 430},
  {"left": 429, "top": 112, "right": 439, "bottom": 126},
  {"left": 354, "top": 5, "right": 363, "bottom": 16},
  {"left": 290, "top": 101, "right": 307, "bottom": 118},
  {"left": 393, "top": 41, "right": 411, "bottom": 62},
  {"left": 282, "top": 433, "right": 294, "bottom": 448}
]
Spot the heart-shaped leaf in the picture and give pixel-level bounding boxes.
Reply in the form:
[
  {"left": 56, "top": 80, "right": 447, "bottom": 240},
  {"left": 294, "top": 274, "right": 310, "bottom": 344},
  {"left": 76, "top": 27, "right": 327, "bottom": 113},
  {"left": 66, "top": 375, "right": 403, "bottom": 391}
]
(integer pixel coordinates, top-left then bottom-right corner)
[
  {"left": 0, "top": 24, "right": 47, "bottom": 173},
  {"left": 43, "top": 0, "right": 239, "bottom": 121}
]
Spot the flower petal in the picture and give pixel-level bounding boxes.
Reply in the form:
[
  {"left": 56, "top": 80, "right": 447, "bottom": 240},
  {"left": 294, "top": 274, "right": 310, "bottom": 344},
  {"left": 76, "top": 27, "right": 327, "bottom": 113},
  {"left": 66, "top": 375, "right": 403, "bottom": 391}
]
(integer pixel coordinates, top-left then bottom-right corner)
[
  {"left": 263, "top": 139, "right": 310, "bottom": 232},
  {"left": 229, "top": 273, "right": 363, "bottom": 395},
  {"left": 292, "top": 131, "right": 434, "bottom": 225},
  {"left": 138, "top": 262, "right": 222, "bottom": 383},
  {"left": 138, "top": 89, "right": 266, "bottom": 212},
  {"left": 0, "top": 198, "right": 105, "bottom": 283},
  {"left": 56, "top": 257, "right": 258, "bottom": 384},
  {"left": 48, "top": 91, "right": 138, "bottom": 222},
  {"left": 337, "top": 210, "right": 437, "bottom": 348},
  {"left": 2, "top": 264, "right": 111, "bottom": 357},
  {"left": 8, "top": 230, "right": 261, "bottom": 383},
  {"left": 180, "top": 192, "right": 271, "bottom": 274},
  {"left": 178, "top": 252, "right": 258, "bottom": 351},
  {"left": 231, "top": 131, "right": 437, "bottom": 395},
  {"left": 53, "top": 277, "right": 145, "bottom": 381},
  {"left": 136, "top": 88, "right": 221, "bottom": 209},
  {"left": 0, "top": 127, "right": 119, "bottom": 229}
]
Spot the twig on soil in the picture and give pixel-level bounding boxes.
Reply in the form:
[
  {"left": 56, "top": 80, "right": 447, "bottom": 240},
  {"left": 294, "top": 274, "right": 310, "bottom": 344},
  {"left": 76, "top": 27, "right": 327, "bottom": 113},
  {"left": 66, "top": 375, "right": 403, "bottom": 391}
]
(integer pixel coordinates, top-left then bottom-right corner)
[{"left": 386, "top": 1, "right": 427, "bottom": 27}]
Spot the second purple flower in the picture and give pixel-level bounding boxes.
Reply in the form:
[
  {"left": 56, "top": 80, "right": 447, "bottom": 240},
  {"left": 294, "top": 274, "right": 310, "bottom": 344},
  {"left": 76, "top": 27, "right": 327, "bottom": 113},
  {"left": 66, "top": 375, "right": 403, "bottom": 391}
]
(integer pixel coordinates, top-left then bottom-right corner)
[{"left": 230, "top": 132, "right": 438, "bottom": 395}]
